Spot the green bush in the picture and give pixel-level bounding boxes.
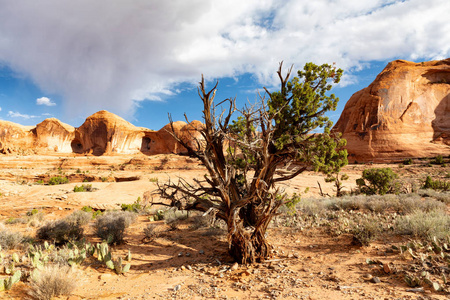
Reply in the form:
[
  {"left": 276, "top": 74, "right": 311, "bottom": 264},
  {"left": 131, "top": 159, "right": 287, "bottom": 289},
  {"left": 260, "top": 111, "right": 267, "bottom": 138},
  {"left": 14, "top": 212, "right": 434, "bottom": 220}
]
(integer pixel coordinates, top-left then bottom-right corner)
[
  {"left": 356, "top": 168, "right": 399, "bottom": 195},
  {"left": 81, "top": 206, "right": 103, "bottom": 218},
  {"left": 48, "top": 176, "right": 69, "bottom": 185},
  {"left": 402, "top": 158, "right": 413, "bottom": 165},
  {"left": 94, "top": 211, "right": 137, "bottom": 244},
  {"left": 423, "top": 176, "right": 450, "bottom": 191},
  {"left": 121, "top": 198, "right": 142, "bottom": 213},
  {"left": 430, "top": 155, "right": 444, "bottom": 165},
  {"left": 73, "top": 184, "right": 94, "bottom": 192}
]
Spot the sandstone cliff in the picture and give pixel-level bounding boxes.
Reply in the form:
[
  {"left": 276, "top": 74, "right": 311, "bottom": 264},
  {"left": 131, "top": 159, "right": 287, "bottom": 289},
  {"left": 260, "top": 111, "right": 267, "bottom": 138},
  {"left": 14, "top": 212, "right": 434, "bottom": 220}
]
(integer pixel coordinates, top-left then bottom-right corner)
[
  {"left": 333, "top": 58, "right": 450, "bottom": 162},
  {"left": 0, "top": 111, "right": 203, "bottom": 156}
]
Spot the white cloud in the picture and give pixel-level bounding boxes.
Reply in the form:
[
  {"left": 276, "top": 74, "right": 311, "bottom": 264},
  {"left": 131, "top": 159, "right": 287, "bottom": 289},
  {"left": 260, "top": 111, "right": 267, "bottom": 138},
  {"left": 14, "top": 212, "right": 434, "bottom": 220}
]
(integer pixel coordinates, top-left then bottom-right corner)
[
  {"left": 0, "top": 0, "right": 448, "bottom": 117},
  {"left": 0, "top": 107, "right": 2, "bottom": 111},
  {"left": 7, "top": 111, "right": 38, "bottom": 119},
  {"left": 36, "top": 96, "right": 56, "bottom": 106}
]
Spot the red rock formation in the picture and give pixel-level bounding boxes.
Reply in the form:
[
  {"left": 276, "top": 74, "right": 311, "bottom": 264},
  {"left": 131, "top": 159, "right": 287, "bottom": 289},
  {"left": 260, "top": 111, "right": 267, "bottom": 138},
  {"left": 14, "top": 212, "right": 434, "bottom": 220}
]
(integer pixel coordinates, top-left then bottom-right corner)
[
  {"left": 0, "top": 121, "right": 35, "bottom": 154},
  {"left": 0, "top": 110, "right": 204, "bottom": 156},
  {"left": 35, "top": 118, "right": 75, "bottom": 153},
  {"left": 333, "top": 58, "right": 450, "bottom": 162}
]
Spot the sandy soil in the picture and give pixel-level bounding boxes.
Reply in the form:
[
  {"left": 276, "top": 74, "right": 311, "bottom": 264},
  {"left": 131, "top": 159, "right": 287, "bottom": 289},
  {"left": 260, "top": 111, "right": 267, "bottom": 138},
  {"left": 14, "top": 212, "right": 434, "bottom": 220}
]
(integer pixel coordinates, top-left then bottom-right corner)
[{"left": 0, "top": 153, "right": 448, "bottom": 299}]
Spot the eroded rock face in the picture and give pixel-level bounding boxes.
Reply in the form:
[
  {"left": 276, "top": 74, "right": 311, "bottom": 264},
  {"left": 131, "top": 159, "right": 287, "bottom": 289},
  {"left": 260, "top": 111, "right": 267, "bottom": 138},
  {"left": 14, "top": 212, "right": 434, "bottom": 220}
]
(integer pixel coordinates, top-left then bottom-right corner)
[
  {"left": 0, "top": 111, "right": 203, "bottom": 156},
  {"left": 73, "top": 110, "right": 145, "bottom": 155},
  {"left": 0, "top": 121, "right": 35, "bottom": 154},
  {"left": 35, "top": 118, "right": 75, "bottom": 153},
  {"left": 333, "top": 58, "right": 450, "bottom": 162}
]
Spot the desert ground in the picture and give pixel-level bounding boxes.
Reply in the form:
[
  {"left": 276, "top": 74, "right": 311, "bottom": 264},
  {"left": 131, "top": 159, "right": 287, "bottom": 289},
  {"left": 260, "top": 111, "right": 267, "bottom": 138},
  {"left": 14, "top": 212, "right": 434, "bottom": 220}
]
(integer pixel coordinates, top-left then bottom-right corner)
[{"left": 0, "top": 153, "right": 449, "bottom": 299}]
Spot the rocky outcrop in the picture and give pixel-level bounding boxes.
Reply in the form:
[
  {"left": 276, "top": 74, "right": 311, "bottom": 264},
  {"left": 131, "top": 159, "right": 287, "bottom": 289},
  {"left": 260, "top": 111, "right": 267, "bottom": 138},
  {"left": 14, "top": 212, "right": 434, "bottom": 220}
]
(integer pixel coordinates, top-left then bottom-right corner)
[
  {"left": 0, "top": 111, "right": 203, "bottom": 156},
  {"left": 0, "top": 121, "right": 35, "bottom": 154},
  {"left": 73, "top": 110, "right": 145, "bottom": 155},
  {"left": 333, "top": 58, "right": 450, "bottom": 162},
  {"left": 35, "top": 118, "right": 75, "bottom": 153}
]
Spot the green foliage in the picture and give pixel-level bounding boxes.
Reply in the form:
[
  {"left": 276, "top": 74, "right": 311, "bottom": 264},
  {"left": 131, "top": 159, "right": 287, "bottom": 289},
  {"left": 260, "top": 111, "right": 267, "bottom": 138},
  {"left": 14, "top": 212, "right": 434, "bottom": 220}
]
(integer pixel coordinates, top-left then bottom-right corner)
[
  {"left": 430, "top": 155, "right": 444, "bottom": 165},
  {"left": 48, "top": 176, "right": 69, "bottom": 185},
  {"left": 423, "top": 176, "right": 450, "bottom": 191},
  {"left": 0, "top": 270, "right": 21, "bottom": 291},
  {"left": 356, "top": 168, "right": 399, "bottom": 195},
  {"left": 121, "top": 198, "right": 142, "bottom": 212},
  {"left": 403, "top": 158, "right": 413, "bottom": 165},
  {"left": 81, "top": 206, "right": 103, "bottom": 218},
  {"left": 268, "top": 62, "right": 343, "bottom": 148},
  {"left": 73, "top": 184, "right": 93, "bottom": 192}
]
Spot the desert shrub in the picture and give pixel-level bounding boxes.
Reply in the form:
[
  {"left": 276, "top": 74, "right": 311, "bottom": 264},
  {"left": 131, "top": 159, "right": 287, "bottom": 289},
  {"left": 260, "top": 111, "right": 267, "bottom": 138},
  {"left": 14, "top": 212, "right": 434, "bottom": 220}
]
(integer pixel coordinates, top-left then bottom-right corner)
[
  {"left": 356, "top": 168, "right": 399, "bottom": 195},
  {"left": 418, "top": 189, "right": 450, "bottom": 204},
  {"left": 36, "top": 219, "right": 84, "bottom": 244},
  {"left": 94, "top": 211, "right": 137, "bottom": 244},
  {"left": 27, "top": 264, "right": 78, "bottom": 300},
  {"left": 121, "top": 198, "right": 142, "bottom": 213},
  {"left": 48, "top": 176, "right": 69, "bottom": 185},
  {"left": 73, "top": 184, "right": 94, "bottom": 192},
  {"left": 402, "top": 158, "right": 413, "bottom": 165},
  {"left": 430, "top": 155, "right": 444, "bottom": 165},
  {"left": 0, "top": 224, "right": 30, "bottom": 250},
  {"left": 395, "top": 210, "right": 450, "bottom": 241},
  {"left": 143, "top": 224, "right": 163, "bottom": 241},
  {"left": 81, "top": 206, "right": 103, "bottom": 218},
  {"left": 423, "top": 176, "right": 450, "bottom": 191},
  {"left": 350, "top": 215, "right": 382, "bottom": 246},
  {"left": 163, "top": 209, "right": 189, "bottom": 224},
  {"left": 398, "top": 193, "right": 446, "bottom": 214},
  {"left": 27, "top": 210, "right": 46, "bottom": 227},
  {"left": 64, "top": 210, "right": 92, "bottom": 226}
]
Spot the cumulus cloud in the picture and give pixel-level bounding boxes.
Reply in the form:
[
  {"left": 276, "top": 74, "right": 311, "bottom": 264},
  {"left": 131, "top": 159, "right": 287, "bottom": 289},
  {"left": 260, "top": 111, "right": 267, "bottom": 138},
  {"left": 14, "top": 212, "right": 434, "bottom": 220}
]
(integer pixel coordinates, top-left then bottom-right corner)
[
  {"left": 0, "top": 0, "right": 448, "bottom": 117},
  {"left": 36, "top": 96, "right": 56, "bottom": 106},
  {"left": 7, "top": 111, "right": 38, "bottom": 119}
]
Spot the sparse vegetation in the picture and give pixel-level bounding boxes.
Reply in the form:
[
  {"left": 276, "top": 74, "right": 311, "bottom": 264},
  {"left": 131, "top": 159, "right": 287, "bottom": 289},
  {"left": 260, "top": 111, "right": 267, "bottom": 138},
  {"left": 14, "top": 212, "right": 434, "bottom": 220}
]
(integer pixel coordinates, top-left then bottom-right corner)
[
  {"left": 356, "top": 167, "right": 399, "bottom": 195},
  {"left": 423, "top": 175, "right": 450, "bottom": 191},
  {"left": 430, "top": 155, "right": 445, "bottom": 165},
  {"left": 48, "top": 176, "right": 69, "bottom": 185},
  {"left": 94, "top": 211, "right": 137, "bottom": 244},
  {"left": 0, "top": 225, "right": 31, "bottom": 250},
  {"left": 73, "top": 184, "right": 94, "bottom": 192},
  {"left": 27, "top": 264, "right": 78, "bottom": 300},
  {"left": 36, "top": 218, "right": 84, "bottom": 244}
]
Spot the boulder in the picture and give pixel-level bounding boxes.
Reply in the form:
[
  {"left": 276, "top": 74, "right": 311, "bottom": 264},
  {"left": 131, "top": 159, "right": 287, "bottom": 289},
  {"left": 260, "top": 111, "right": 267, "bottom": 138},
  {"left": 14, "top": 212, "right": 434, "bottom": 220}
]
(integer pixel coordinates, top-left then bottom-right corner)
[{"left": 333, "top": 58, "right": 450, "bottom": 162}]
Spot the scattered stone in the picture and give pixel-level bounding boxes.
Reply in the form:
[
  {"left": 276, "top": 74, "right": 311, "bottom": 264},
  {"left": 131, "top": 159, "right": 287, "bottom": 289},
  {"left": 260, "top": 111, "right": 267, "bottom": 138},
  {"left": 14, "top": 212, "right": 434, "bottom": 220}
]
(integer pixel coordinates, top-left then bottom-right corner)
[
  {"left": 185, "top": 252, "right": 191, "bottom": 257},
  {"left": 173, "top": 284, "right": 181, "bottom": 292},
  {"left": 383, "top": 263, "right": 391, "bottom": 274},
  {"left": 370, "top": 277, "right": 381, "bottom": 284},
  {"left": 362, "top": 274, "right": 373, "bottom": 281},
  {"left": 406, "top": 287, "right": 425, "bottom": 293},
  {"left": 199, "top": 250, "right": 205, "bottom": 255},
  {"left": 178, "top": 252, "right": 183, "bottom": 257},
  {"left": 230, "top": 262, "right": 239, "bottom": 271}
]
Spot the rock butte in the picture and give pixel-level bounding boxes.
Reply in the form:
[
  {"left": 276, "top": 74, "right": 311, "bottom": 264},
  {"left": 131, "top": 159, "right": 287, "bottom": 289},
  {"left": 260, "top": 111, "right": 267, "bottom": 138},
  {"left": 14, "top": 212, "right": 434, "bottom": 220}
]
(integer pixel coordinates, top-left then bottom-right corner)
[
  {"left": 0, "top": 110, "right": 203, "bottom": 156},
  {"left": 333, "top": 58, "right": 450, "bottom": 162}
]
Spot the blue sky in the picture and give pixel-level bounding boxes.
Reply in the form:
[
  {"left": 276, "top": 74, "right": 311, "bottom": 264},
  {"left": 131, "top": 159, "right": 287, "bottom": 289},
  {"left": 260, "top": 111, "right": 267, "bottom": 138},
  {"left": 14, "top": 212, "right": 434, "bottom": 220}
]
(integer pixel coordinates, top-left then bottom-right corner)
[{"left": 0, "top": 0, "right": 449, "bottom": 130}]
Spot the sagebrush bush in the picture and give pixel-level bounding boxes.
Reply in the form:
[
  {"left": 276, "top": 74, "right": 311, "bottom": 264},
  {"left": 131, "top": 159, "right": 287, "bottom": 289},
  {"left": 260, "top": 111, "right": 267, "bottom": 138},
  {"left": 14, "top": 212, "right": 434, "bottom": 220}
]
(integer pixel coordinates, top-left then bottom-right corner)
[
  {"left": 0, "top": 224, "right": 30, "bottom": 250},
  {"left": 27, "top": 264, "right": 78, "bottom": 300},
  {"left": 395, "top": 210, "right": 450, "bottom": 241},
  {"left": 36, "top": 219, "right": 84, "bottom": 244},
  {"left": 350, "top": 216, "right": 382, "bottom": 246},
  {"left": 73, "top": 184, "right": 94, "bottom": 192},
  {"left": 356, "top": 168, "right": 399, "bottom": 195},
  {"left": 64, "top": 210, "right": 92, "bottom": 226},
  {"left": 94, "top": 211, "right": 137, "bottom": 244}
]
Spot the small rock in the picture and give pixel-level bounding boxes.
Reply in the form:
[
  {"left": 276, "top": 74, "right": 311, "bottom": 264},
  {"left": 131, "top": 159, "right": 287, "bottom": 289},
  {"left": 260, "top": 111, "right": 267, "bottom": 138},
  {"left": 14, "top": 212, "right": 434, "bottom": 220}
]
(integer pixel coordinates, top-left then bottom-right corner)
[
  {"left": 185, "top": 252, "right": 191, "bottom": 257},
  {"left": 362, "top": 274, "right": 373, "bottom": 281},
  {"left": 187, "top": 265, "right": 192, "bottom": 270},
  {"left": 180, "top": 265, "right": 186, "bottom": 271},
  {"left": 230, "top": 262, "right": 239, "bottom": 271},
  {"left": 383, "top": 263, "right": 391, "bottom": 274},
  {"left": 178, "top": 252, "right": 183, "bottom": 257},
  {"left": 199, "top": 250, "right": 205, "bottom": 255},
  {"left": 173, "top": 284, "right": 181, "bottom": 292},
  {"left": 371, "top": 277, "right": 381, "bottom": 284}
]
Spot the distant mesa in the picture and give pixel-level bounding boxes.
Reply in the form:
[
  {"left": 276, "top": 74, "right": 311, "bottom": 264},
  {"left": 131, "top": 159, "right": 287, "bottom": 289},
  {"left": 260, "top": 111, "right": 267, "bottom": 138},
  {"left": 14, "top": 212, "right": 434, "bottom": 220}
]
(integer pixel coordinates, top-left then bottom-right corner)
[
  {"left": 0, "top": 110, "right": 202, "bottom": 156},
  {"left": 333, "top": 58, "right": 450, "bottom": 162}
]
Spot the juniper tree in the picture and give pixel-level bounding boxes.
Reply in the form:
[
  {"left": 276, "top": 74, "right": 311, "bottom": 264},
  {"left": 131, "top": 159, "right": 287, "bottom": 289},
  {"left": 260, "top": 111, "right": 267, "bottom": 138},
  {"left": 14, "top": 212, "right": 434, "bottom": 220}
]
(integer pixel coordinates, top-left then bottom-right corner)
[{"left": 156, "top": 62, "right": 347, "bottom": 263}]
